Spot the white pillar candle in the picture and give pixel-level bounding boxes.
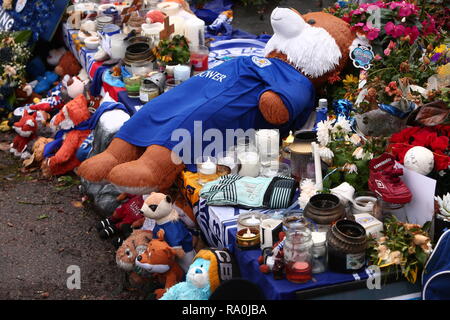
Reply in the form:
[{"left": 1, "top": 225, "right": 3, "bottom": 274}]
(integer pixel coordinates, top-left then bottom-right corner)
[
  {"left": 238, "top": 151, "right": 260, "bottom": 177},
  {"left": 157, "top": 2, "right": 180, "bottom": 16},
  {"left": 311, "top": 142, "right": 323, "bottom": 190},
  {"left": 184, "top": 17, "right": 205, "bottom": 48},
  {"left": 169, "top": 15, "right": 185, "bottom": 36},
  {"left": 174, "top": 64, "right": 191, "bottom": 83},
  {"left": 256, "top": 129, "right": 279, "bottom": 155}
]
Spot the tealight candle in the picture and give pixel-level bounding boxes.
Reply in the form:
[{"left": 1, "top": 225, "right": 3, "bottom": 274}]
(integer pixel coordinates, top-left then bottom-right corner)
[
  {"left": 242, "top": 228, "right": 256, "bottom": 238},
  {"left": 197, "top": 156, "right": 217, "bottom": 185}
]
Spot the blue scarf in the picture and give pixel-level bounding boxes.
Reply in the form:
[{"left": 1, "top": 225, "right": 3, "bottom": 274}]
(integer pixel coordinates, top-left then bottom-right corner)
[{"left": 44, "top": 102, "right": 135, "bottom": 158}]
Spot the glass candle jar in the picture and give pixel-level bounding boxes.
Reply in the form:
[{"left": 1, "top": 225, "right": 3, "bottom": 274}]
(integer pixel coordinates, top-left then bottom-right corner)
[
  {"left": 284, "top": 220, "right": 313, "bottom": 283},
  {"left": 164, "top": 78, "right": 177, "bottom": 92},
  {"left": 311, "top": 231, "right": 327, "bottom": 274},
  {"left": 123, "top": 76, "right": 141, "bottom": 98},
  {"left": 237, "top": 211, "right": 262, "bottom": 231},
  {"left": 216, "top": 151, "right": 238, "bottom": 175},
  {"left": 237, "top": 151, "right": 260, "bottom": 177},
  {"left": 139, "top": 78, "right": 159, "bottom": 103}
]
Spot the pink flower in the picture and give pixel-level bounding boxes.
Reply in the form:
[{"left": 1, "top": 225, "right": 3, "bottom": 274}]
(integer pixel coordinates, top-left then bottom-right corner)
[
  {"left": 385, "top": 21, "right": 406, "bottom": 38},
  {"left": 350, "top": 9, "right": 363, "bottom": 16},
  {"left": 374, "top": 54, "right": 382, "bottom": 61},
  {"left": 384, "top": 48, "right": 391, "bottom": 56},
  {"left": 363, "top": 24, "right": 380, "bottom": 41},
  {"left": 351, "top": 22, "right": 365, "bottom": 32},
  {"left": 404, "top": 26, "right": 419, "bottom": 44},
  {"left": 422, "top": 16, "right": 438, "bottom": 36},
  {"left": 398, "top": 6, "right": 413, "bottom": 17},
  {"left": 388, "top": 40, "right": 396, "bottom": 49}
]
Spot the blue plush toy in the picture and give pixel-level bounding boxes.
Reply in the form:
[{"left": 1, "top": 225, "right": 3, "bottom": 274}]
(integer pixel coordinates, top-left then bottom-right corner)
[
  {"left": 34, "top": 71, "right": 59, "bottom": 94},
  {"left": 160, "top": 257, "right": 212, "bottom": 300}
]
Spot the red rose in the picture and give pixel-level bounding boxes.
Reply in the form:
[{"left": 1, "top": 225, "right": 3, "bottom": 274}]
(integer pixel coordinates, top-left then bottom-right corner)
[
  {"left": 410, "top": 128, "right": 436, "bottom": 147},
  {"left": 430, "top": 135, "right": 449, "bottom": 153},
  {"left": 390, "top": 127, "right": 421, "bottom": 143},
  {"left": 388, "top": 143, "right": 413, "bottom": 163},
  {"left": 434, "top": 152, "right": 450, "bottom": 171}
]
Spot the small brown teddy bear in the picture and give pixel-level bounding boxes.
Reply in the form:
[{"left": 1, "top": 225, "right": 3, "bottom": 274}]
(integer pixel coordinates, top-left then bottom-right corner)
[{"left": 54, "top": 51, "right": 82, "bottom": 78}]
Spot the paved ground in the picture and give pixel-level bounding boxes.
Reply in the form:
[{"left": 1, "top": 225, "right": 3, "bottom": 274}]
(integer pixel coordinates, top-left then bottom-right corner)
[
  {"left": 0, "top": 0, "right": 331, "bottom": 300},
  {"left": 0, "top": 132, "right": 141, "bottom": 300}
]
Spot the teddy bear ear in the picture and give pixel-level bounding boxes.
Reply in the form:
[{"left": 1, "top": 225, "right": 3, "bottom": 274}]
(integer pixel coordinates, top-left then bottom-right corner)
[{"left": 166, "top": 195, "right": 172, "bottom": 203}]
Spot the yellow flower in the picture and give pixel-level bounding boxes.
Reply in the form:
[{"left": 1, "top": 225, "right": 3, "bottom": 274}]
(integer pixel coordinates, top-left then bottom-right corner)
[
  {"left": 434, "top": 44, "right": 447, "bottom": 54},
  {"left": 342, "top": 74, "right": 358, "bottom": 87},
  {"left": 437, "top": 63, "right": 450, "bottom": 76}
]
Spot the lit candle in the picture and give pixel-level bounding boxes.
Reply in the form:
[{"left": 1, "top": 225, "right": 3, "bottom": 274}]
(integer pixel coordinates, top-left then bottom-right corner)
[
  {"left": 200, "top": 157, "right": 216, "bottom": 175},
  {"left": 311, "top": 142, "right": 323, "bottom": 191},
  {"left": 242, "top": 228, "right": 256, "bottom": 238}
]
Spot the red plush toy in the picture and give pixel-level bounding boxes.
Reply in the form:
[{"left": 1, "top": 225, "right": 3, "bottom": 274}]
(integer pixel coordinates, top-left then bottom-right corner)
[
  {"left": 9, "top": 110, "right": 38, "bottom": 159},
  {"left": 41, "top": 94, "right": 91, "bottom": 177},
  {"left": 96, "top": 193, "right": 146, "bottom": 240}
]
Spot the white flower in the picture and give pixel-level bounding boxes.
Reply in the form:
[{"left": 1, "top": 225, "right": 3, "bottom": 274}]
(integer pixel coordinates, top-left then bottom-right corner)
[
  {"left": 298, "top": 179, "right": 318, "bottom": 209},
  {"left": 4, "top": 65, "right": 16, "bottom": 77},
  {"left": 332, "top": 116, "right": 352, "bottom": 135},
  {"left": 348, "top": 133, "right": 362, "bottom": 146},
  {"left": 319, "top": 146, "right": 334, "bottom": 162},
  {"left": 343, "top": 163, "right": 358, "bottom": 174},
  {"left": 316, "top": 119, "right": 333, "bottom": 146},
  {"left": 352, "top": 146, "right": 365, "bottom": 160},
  {"left": 435, "top": 193, "right": 450, "bottom": 217}
]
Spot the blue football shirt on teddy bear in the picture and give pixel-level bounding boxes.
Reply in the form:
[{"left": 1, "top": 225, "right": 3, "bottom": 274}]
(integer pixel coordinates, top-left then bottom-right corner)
[
  {"left": 152, "top": 221, "right": 194, "bottom": 253},
  {"left": 115, "top": 55, "right": 315, "bottom": 171}
]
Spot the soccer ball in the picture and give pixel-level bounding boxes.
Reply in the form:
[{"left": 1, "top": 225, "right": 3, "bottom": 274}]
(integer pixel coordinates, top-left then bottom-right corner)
[{"left": 404, "top": 146, "right": 434, "bottom": 176}]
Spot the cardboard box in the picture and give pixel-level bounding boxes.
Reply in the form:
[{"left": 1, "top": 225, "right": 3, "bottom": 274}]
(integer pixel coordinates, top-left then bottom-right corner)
[{"left": 354, "top": 213, "right": 384, "bottom": 239}]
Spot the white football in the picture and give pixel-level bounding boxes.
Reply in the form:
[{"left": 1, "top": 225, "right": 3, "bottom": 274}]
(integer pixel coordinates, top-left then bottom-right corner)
[{"left": 404, "top": 146, "right": 434, "bottom": 176}]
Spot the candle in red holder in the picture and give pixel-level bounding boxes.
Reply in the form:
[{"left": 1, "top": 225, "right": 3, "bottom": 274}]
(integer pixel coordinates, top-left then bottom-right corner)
[
  {"left": 285, "top": 261, "right": 312, "bottom": 283},
  {"left": 190, "top": 45, "right": 209, "bottom": 72}
]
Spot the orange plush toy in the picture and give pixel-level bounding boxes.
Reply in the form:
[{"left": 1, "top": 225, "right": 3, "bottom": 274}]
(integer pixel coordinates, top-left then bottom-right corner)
[
  {"left": 78, "top": 8, "right": 356, "bottom": 194},
  {"left": 135, "top": 229, "right": 184, "bottom": 299},
  {"left": 41, "top": 95, "right": 91, "bottom": 177},
  {"left": 54, "top": 51, "right": 82, "bottom": 78}
]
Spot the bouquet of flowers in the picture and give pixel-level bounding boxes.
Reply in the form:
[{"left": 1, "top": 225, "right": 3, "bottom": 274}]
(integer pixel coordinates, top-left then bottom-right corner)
[
  {"left": 152, "top": 35, "right": 191, "bottom": 65},
  {"left": 387, "top": 125, "right": 450, "bottom": 171},
  {"left": 324, "top": 1, "right": 449, "bottom": 117},
  {"left": 0, "top": 30, "right": 31, "bottom": 112},
  {"left": 316, "top": 116, "right": 388, "bottom": 192},
  {"left": 367, "top": 215, "right": 432, "bottom": 283}
]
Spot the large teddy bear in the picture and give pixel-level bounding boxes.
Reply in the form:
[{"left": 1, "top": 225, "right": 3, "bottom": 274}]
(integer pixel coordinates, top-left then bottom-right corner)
[{"left": 78, "top": 8, "right": 356, "bottom": 194}]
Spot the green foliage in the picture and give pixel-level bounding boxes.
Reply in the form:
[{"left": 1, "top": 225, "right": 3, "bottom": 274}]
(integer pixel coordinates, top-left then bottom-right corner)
[
  {"left": 367, "top": 215, "right": 432, "bottom": 283},
  {"left": 153, "top": 35, "right": 191, "bottom": 65}
]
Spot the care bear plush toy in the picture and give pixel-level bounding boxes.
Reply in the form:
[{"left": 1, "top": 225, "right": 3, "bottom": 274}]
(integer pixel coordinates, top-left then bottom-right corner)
[{"left": 78, "top": 8, "right": 356, "bottom": 194}]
